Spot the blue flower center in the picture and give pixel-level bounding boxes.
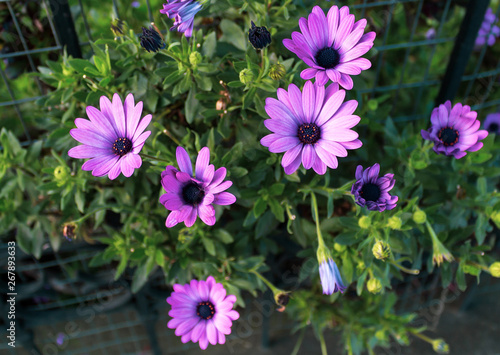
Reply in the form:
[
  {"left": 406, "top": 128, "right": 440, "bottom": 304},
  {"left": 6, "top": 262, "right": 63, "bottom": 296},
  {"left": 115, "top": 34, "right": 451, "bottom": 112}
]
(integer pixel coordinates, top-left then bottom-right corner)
[
  {"left": 297, "top": 123, "right": 321, "bottom": 144},
  {"left": 112, "top": 137, "right": 132, "bottom": 157},
  {"left": 197, "top": 301, "right": 215, "bottom": 320},
  {"left": 360, "top": 183, "right": 381, "bottom": 202},
  {"left": 487, "top": 122, "right": 498, "bottom": 133},
  {"left": 182, "top": 182, "right": 205, "bottom": 205},
  {"left": 438, "top": 126, "right": 459, "bottom": 146},
  {"left": 315, "top": 47, "right": 340, "bottom": 69}
]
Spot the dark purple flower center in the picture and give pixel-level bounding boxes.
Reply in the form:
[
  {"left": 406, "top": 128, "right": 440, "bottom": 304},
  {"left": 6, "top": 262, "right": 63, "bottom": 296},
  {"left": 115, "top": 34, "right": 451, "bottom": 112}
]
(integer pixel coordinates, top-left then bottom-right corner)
[
  {"left": 315, "top": 47, "right": 340, "bottom": 69},
  {"left": 197, "top": 301, "right": 215, "bottom": 320},
  {"left": 360, "top": 183, "right": 381, "bottom": 202},
  {"left": 182, "top": 182, "right": 205, "bottom": 205},
  {"left": 438, "top": 126, "right": 459, "bottom": 146},
  {"left": 112, "top": 137, "right": 133, "bottom": 157},
  {"left": 297, "top": 123, "right": 321, "bottom": 144},
  {"left": 248, "top": 21, "right": 272, "bottom": 50},
  {"left": 487, "top": 122, "right": 499, "bottom": 133}
]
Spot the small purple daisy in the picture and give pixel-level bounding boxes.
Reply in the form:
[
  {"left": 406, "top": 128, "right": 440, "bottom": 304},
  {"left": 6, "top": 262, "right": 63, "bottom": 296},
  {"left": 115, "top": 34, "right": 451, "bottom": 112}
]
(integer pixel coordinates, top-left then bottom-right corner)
[
  {"left": 160, "top": 147, "right": 236, "bottom": 228},
  {"left": 160, "top": 0, "right": 203, "bottom": 38},
  {"left": 68, "top": 94, "right": 152, "bottom": 180},
  {"left": 351, "top": 163, "right": 398, "bottom": 212},
  {"left": 475, "top": 8, "right": 500, "bottom": 48},
  {"left": 484, "top": 112, "right": 500, "bottom": 135},
  {"left": 283, "top": 5, "right": 376, "bottom": 89},
  {"left": 421, "top": 101, "right": 488, "bottom": 159},
  {"left": 319, "top": 258, "right": 346, "bottom": 294},
  {"left": 260, "top": 80, "right": 362, "bottom": 175},
  {"left": 167, "top": 276, "right": 239, "bottom": 349}
]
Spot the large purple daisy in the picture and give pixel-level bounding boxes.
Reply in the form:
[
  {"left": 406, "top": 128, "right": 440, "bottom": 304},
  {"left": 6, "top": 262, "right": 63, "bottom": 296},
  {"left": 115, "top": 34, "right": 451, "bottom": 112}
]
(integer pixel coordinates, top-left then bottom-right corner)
[
  {"left": 283, "top": 5, "right": 376, "bottom": 89},
  {"left": 68, "top": 93, "right": 151, "bottom": 180},
  {"left": 260, "top": 80, "right": 362, "bottom": 175},
  {"left": 160, "top": 0, "right": 203, "bottom": 37},
  {"left": 167, "top": 276, "right": 239, "bottom": 349},
  {"left": 351, "top": 163, "right": 398, "bottom": 212},
  {"left": 319, "top": 258, "right": 346, "bottom": 295},
  {"left": 421, "top": 101, "right": 488, "bottom": 159},
  {"left": 160, "top": 146, "right": 236, "bottom": 228}
]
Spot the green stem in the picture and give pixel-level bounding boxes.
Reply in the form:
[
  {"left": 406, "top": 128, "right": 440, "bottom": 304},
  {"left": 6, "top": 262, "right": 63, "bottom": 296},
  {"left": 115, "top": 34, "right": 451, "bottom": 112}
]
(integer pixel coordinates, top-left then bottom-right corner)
[
  {"left": 388, "top": 260, "right": 420, "bottom": 275},
  {"left": 291, "top": 327, "right": 306, "bottom": 355},
  {"left": 139, "top": 153, "right": 171, "bottom": 163},
  {"left": 318, "top": 330, "right": 328, "bottom": 355},
  {"left": 311, "top": 192, "right": 326, "bottom": 248},
  {"left": 250, "top": 269, "right": 279, "bottom": 295},
  {"left": 410, "top": 330, "right": 433, "bottom": 344}
]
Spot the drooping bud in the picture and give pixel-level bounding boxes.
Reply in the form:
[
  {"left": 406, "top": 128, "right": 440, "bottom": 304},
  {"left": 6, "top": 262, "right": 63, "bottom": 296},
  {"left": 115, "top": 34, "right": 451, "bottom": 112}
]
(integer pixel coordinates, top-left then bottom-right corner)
[
  {"left": 269, "top": 63, "right": 286, "bottom": 80},
  {"left": 367, "top": 278, "right": 382, "bottom": 294},
  {"left": 372, "top": 241, "right": 390, "bottom": 260},
  {"left": 358, "top": 215, "right": 371, "bottom": 229},
  {"left": 239, "top": 69, "right": 254, "bottom": 85}
]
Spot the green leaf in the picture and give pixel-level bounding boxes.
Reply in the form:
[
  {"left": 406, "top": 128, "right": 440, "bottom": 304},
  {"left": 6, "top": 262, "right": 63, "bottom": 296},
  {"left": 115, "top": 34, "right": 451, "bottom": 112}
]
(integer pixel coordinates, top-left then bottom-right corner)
[
  {"left": 202, "top": 31, "right": 217, "bottom": 58},
  {"left": 456, "top": 263, "right": 467, "bottom": 291},
  {"left": 202, "top": 237, "right": 216, "bottom": 256},
  {"left": 268, "top": 183, "right": 285, "bottom": 196},
  {"left": 268, "top": 198, "right": 285, "bottom": 222},
  {"left": 68, "top": 59, "right": 100, "bottom": 76},
  {"left": 75, "top": 188, "right": 85, "bottom": 213},
  {"left": 131, "top": 262, "right": 150, "bottom": 293},
  {"left": 185, "top": 86, "right": 200, "bottom": 124},
  {"left": 16, "top": 224, "right": 32, "bottom": 255},
  {"left": 31, "top": 224, "right": 44, "bottom": 259},
  {"left": 253, "top": 197, "right": 267, "bottom": 218},
  {"left": 115, "top": 253, "right": 129, "bottom": 280},
  {"left": 476, "top": 177, "right": 487, "bottom": 195},
  {"left": 219, "top": 19, "right": 246, "bottom": 51},
  {"left": 214, "top": 229, "right": 234, "bottom": 244},
  {"left": 194, "top": 74, "right": 213, "bottom": 91}
]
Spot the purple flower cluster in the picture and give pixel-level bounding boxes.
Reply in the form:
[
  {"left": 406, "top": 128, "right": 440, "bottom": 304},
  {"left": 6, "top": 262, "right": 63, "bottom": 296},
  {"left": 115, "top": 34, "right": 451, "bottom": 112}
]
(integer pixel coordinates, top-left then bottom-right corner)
[{"left": 476, "top": 8, "right": 500, "bottom": 48}]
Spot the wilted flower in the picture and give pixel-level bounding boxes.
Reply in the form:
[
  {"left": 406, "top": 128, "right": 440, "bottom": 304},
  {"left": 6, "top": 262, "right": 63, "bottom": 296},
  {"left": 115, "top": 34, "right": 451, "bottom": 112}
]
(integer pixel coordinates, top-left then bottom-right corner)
[
  {"left": 269, "top": 63, "right": 286, "bottom": 80},
  {"left": 139, "top": 25, "right": 166, "bottom": 52},
  {"left": 351, "top": 163, "right": 398, "bottom": 212},
  {"left": 421, "top": 101, "right": 488, "bottom": 159},
  {"left": 372, "top": 241, "right": 390, "bottom": 260},
  {"left": 475, "top": 8, "right": 500, "bottom": 48},
  {"left": 483, "top": 112, "right": 500, "bottom": 134},
  {"left": 167, "top": 276, "right": 239, "bottom": 349},
  {"left": 62, "top": 223, "right": 77, "bottom": 241},
  {"left": 425, "top": 221, "right": 453, "bottom": 266},
  {"left": 68, "top": 94, "right": 152, "bottom": 180},
  {"left": 248, "top": 21, "right": 271, "bottom": 50},
  {"left": 160, "top": 147, "right": 236, "bottom": 228},
  {"left": 283, "top": 5, "right": 376, "bottom": 89},
  {"left": 260, "top": 81, "right": 362, "bottom": 175},
  {"left": 160, "top": 0, "right": 203, "bottom": 37}
]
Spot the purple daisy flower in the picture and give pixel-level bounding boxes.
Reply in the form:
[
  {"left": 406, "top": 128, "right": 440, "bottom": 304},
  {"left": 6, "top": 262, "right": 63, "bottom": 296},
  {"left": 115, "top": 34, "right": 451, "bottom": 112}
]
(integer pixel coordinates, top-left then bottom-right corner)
[
  {"left": 283, "top": 5, "right": 376, "bottom": 89},
  {"left": 160, "top": 147, "right": 236, "bottom": 228},
  {"left": 351, "top": 163, "right": 398, "bottom": 212},
  {"left": 167, "top": 276, "right": 239, "bottom": 349},
  {"left": 475, "top": 8, "right": 500, "bottom": 48},
  {"left": 260, "top": 80, "right": 362, "bottom": 175},
  {"left": 319, "top": 258, "right": 346, "bottom": 295},
  {"left": 421, "top": 101, "right": 488, "bottom": 159},
  {"left": 68, "top": 94, "right": 152, "bottom": 180},
  {"left": 484, "top": 112, "right": 500, "bottom": 135},
  {"left": 160, "top": 0, "right": 203, "bottom": 38}
]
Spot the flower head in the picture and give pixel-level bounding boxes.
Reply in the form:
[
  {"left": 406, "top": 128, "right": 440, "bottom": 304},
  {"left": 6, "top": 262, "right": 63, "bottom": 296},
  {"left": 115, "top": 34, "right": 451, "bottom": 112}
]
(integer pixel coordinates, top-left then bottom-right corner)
[
  {"left": 318, "top": 257, "right": 346, "bottom": 295},
  {"left": 160, "top": 0, "right": 203, "bottom": 38},
  {"left": 421, "top": 101, "right": 488, "bottom": 159},
  {"left": 160, "top": 147, "right": 236, "bottom": 228},
  {"left": 484, "top": 112, "right": 500, "bottom": 134},
  {"left": 248, "top": 21, "right": 271, "bottom": 50},
  {"left": 475, "top": 8, "right": 500, "bottom": 48},
  {"left": 68, "top": 94, "right": 152, "bottom": 180},
  {"left": 139, "top": 25, "right": 166, "bottom": 52},
  {"left": 425, "top": 28, "right": 436, "bottom": 40},
  {"left": 351, "top": 163, "right": 398, "bottom": 212},
  {"left": 167, "top": 276, "right": 239, "bottom": 349},
  {"left": 261, "top": 81, "right": 362, "bottom": 175},
  {"left": 283, "top": 5, "right": 376, "bottom": 89},
  {"left": 269, "top": 63, "right": 286, "bottom": 80},
  {"left": 372, "top": 241, "right": 390, "bottom": 260}
]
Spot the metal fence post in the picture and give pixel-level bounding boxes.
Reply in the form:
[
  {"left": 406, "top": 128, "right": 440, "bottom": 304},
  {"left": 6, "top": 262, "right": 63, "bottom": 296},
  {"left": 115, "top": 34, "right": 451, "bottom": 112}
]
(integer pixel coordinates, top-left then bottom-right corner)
[
  {"left": 48, "top": 0, "right": 82, "bottom": 58},
  {"left": 436, "top": 0, "right": 490, "bottom": 105}
]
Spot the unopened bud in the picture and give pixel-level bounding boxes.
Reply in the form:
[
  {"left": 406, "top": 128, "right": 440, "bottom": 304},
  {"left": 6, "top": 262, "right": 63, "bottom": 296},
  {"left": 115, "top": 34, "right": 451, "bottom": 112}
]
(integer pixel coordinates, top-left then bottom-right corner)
[
  {"left": 269, "top": 63, "right": 286, "bottom": 80},
  {"left": 413, "top": 209, "right": 427, "bottom": 224},
  {"left": 275, "top": 291, "right": 290, "bottom": 307},
  {"left": 358, "top": 215, "right": 371, "bottom": 229},
  {"left": 367, "top": 278, "right": 382, "bottom": 294},
  {"left": 489, "top": 262, "right": 500, "bottom": 278},
  {"left": 334, "top": 243, "right": 346, "bottom": 252},
  {"left": 54, "top": 165, "right": 70, "bottom": 186},
  {"left": 372, "top": 241, "right": 390, "bottom": 260},
  {"left": 110, "top": 19, "right": 126, "bottom": 37},
  {"left": 189, "top": 51, "right": 202, "bottom": 67},
  {"left": 432, "top": 339, "right": 449, "bottom": 354},
  {"left": 387, "top": 216, "right": 402, "bottom": 230},
  {"left": 239, "top": 69, "right": 254, "bottom": 85}
]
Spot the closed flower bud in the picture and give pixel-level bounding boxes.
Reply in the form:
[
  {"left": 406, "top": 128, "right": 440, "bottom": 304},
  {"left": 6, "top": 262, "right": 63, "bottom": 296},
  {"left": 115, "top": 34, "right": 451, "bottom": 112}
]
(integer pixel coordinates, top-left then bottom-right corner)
[
  {"left": 489, "top": 262, "right": 500, "bottom": 277},
  {"left": 275, "top": 291, "right": 290, "bottom": 307},
  {"left": 358, "top": 215, "right": 371, "bottom": 229},
  {"left": 239, "top": 69, "right": 254, "bottom": 85},
  {"left": 189, "top": 51, "right": 203, "bottom": 67},
  {"left": 54, "top": 165, "right": 70, "bottom": 186},
  {"left": 334, "top": 243, "right": 346, "bottom": 252},
  {"left": 413, "top": 209, "right": 427, "bottom": 224},
  {"left": 269, "top": 63, "right": 286, "bottom": 80},
  {"left": 110, "top": 19, "right": 126, "bottom": 37},
  {"left": 372, "top": 241, "right": 390, "bottom": 260},
  {"left": 387, "top": 216, "right": 402, "bottom": 230},
  {"left": 139, "top": 25, "right": 166, "bottom": 53},
  {"left": 432, "top": 339, "right": 449, "bottom": 354},
  {"left": 248, "top": 21, "right": 271, "bottom": 50},
  {"left": 367, "top": 278, "right": 382, "bottom": 294}
]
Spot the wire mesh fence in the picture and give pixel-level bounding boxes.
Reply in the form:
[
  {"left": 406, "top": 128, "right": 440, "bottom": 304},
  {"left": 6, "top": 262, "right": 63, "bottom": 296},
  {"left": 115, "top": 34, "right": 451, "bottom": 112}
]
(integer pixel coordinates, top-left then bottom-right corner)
[{"left": 1, "top": 0, "right": 500, "bottom": 354}]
